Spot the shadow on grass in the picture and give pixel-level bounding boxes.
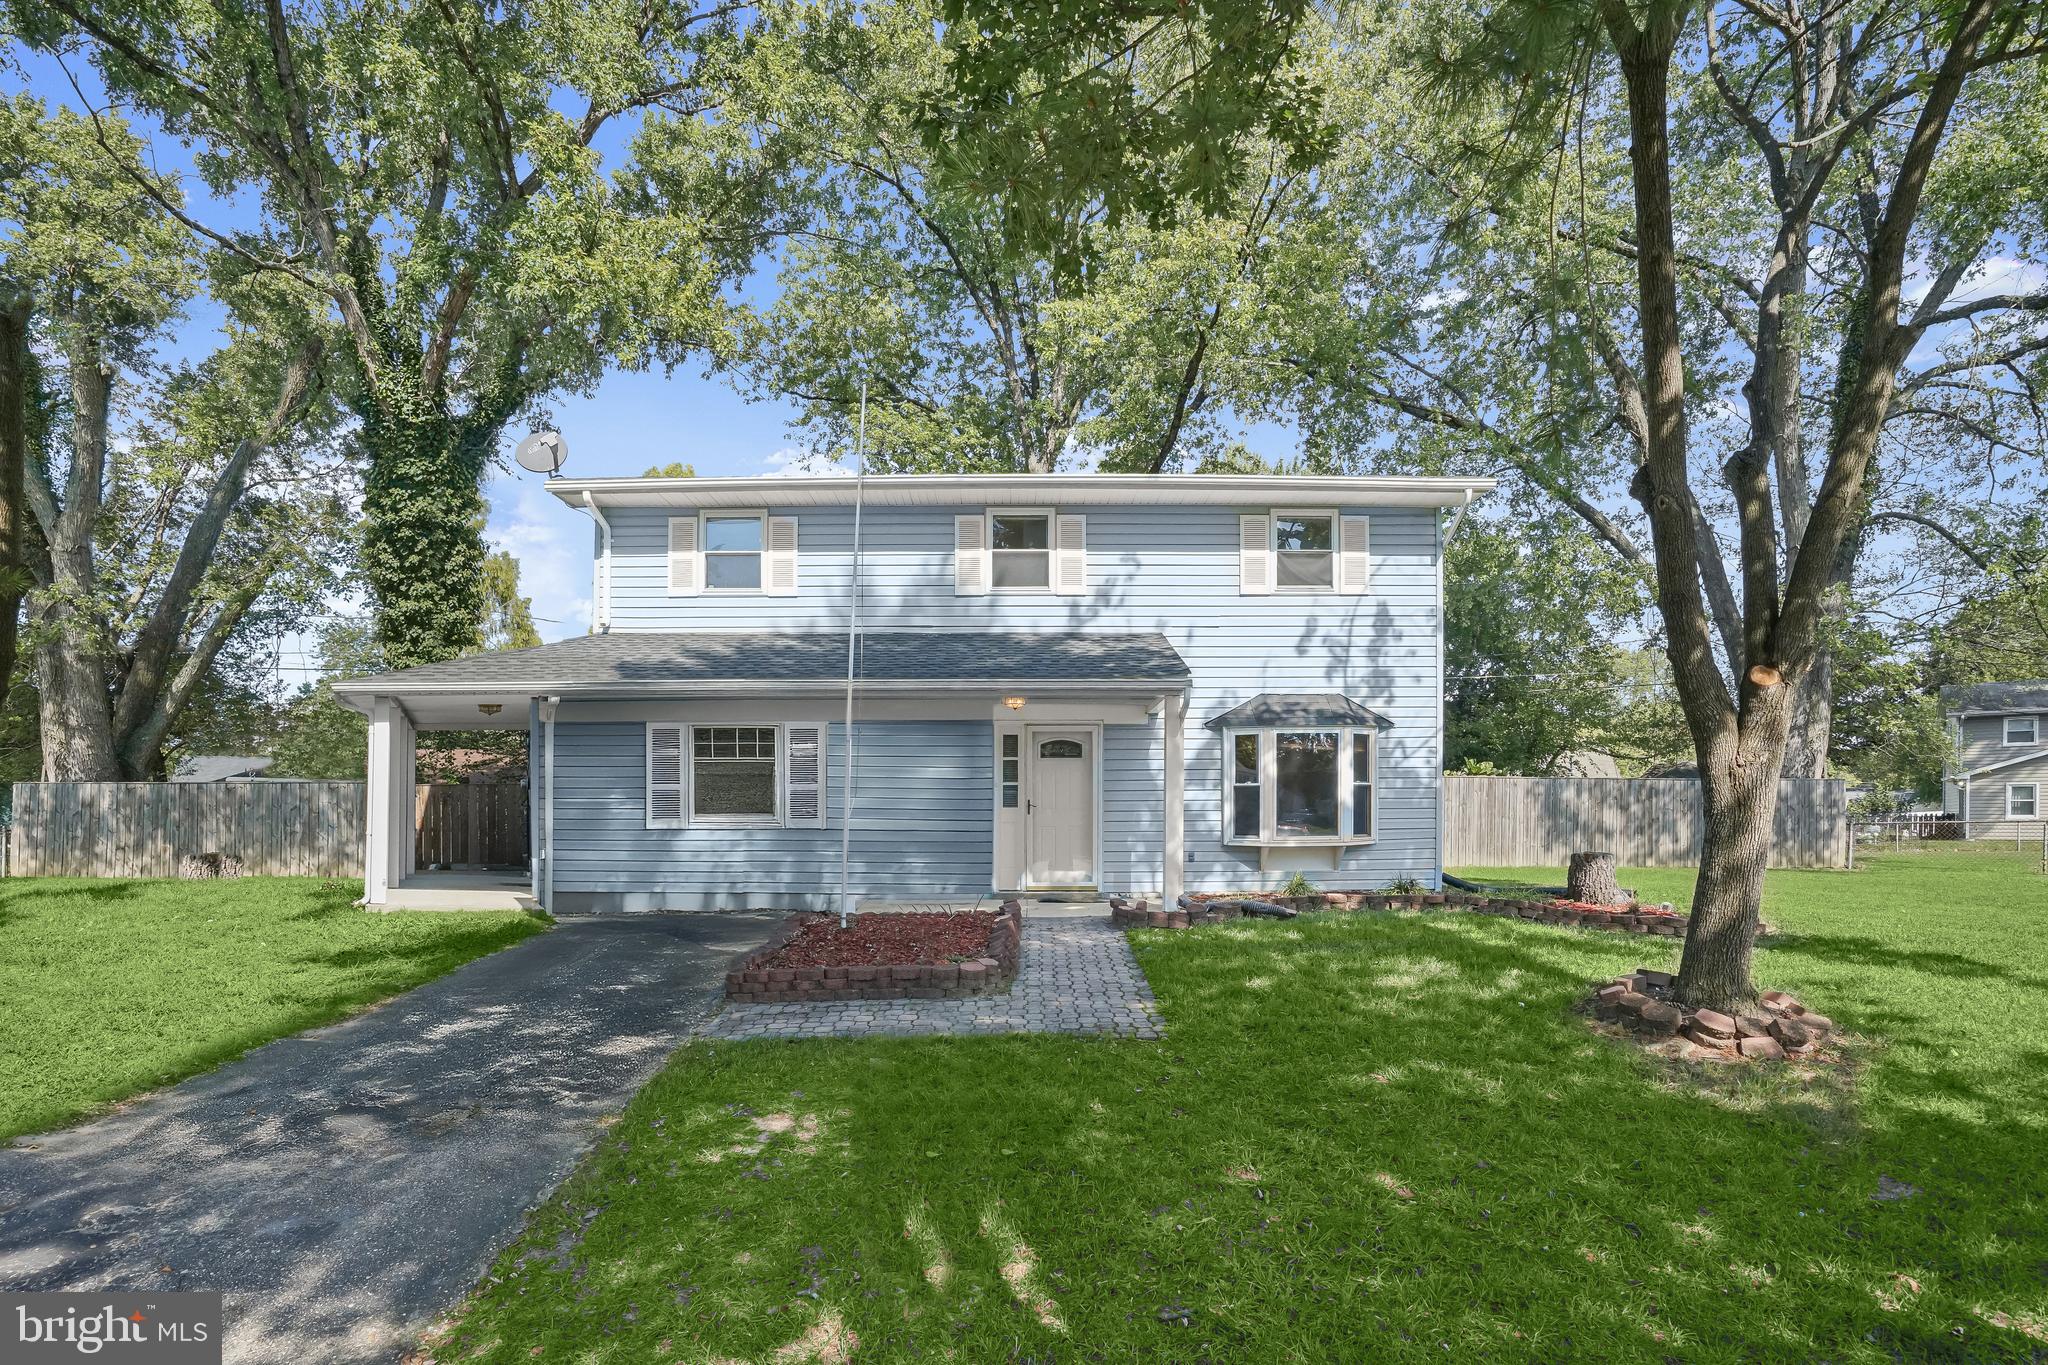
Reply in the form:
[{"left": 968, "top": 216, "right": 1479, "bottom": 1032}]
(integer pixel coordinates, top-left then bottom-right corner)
[
  {"left": 1765, "top": 930, "right": 2048, "bottom": 994},
  {"left": 441, "top": 909, "right": 2048, "bottom": 1362}
]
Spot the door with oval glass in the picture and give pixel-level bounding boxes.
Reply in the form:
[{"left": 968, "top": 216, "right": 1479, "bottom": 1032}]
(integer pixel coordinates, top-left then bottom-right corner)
[{"left": 1025, "top": 727, "right": 1096, "bottom": 888}]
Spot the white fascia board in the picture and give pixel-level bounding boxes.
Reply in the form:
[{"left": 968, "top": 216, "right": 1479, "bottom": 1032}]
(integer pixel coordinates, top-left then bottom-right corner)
[
  {"left": 544, "top": 472, "right": 1499, "bottom": 511},
  {"left": 332, "top": 677, "right": 1190, "bottom": 700}
]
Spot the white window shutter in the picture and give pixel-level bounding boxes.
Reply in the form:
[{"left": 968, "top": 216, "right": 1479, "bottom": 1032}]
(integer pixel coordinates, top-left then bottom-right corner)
[
  {"left": 954, "top": 514, "right": 989, "bottom": 596},
  {"left": 667, "top": 517, "right": 701, "bottom": 597},
  {"left": 1239, "top": 513, "right": 1274, "bottom": 596},
  {"left": 1053, "top": 514, "right": 1087, "bottom": 595},
  {"left": 784, "top": 724, "right": 825, "bottom": 827},
  {"left": 1339, "top": 515, "right": 1371, "bottom": 595},
  {"left": 765, "top": 516, "right": 800, "bottom": 596},
  {"left": 646, "top": 723, "right": 686, "bottom": 828}
]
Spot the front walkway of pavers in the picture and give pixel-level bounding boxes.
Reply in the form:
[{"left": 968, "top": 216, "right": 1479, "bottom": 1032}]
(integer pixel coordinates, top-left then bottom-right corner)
[{"left": 702, "top": 913, "right": 1163, "bottom": 1041}]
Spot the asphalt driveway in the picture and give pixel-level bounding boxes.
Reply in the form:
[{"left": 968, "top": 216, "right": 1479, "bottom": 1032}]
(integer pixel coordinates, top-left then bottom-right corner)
[{"left": 0, "top": 912, "right": 780, "bottom": 1363}]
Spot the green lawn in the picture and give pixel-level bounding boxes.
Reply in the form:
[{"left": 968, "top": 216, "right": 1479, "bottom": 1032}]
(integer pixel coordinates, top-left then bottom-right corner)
[
  {"left": 429, "top": 853, "right": 2047, "bottom": 1363},
  {"left": 0, "top": 877, "right": 542, "bottom": 1140}
]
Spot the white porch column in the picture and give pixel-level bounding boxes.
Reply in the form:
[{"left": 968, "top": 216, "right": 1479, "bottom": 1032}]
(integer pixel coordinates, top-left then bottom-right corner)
[
  {"left": 364, "top": 697, "right": 392, "bottom": 904},
  {"left": 363, "top": 697, "right": 412, "bottom": 905},
  {"left": 1163, "top": 689, "right": 1186, "bottom": 908}
]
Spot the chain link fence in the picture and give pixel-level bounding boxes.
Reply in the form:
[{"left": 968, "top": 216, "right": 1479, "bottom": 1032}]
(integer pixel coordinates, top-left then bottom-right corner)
[{"left": 1852, "top": 816, "right": 2048, "bottom": 873}]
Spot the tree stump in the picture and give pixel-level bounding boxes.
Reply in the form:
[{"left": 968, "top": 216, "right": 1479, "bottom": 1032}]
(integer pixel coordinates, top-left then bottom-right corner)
[{"left": 1567, "top": 851, "right": 1628, "bottom": 906}]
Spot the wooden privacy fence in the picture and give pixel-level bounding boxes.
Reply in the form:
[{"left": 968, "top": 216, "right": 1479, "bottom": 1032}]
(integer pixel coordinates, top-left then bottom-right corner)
[
  {"left": 1444, "top": 775, "right": 1850, "bottom": 870},
  {"left": 7, "top": 781, "right": 529, "bottom": 879},
  {"left": 414, "top": 783, "right": 529, "bottom": 869}
]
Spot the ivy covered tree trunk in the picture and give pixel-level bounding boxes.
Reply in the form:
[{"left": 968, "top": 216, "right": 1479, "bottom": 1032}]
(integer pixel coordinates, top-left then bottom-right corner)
[{"left": 359, "top": 390, "right": 490, "bottom": 669}]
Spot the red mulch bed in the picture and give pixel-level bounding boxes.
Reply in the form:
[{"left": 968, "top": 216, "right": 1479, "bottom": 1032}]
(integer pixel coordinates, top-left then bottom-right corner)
[{"left": 757, "top": 911, "right": 1000, "bottom": 969}]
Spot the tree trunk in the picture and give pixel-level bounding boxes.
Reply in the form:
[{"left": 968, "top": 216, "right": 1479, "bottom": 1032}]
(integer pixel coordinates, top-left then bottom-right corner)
[
  {"left": 1783, "top": 650, "right": 1832, "bottom": 779},
  {"left": 359, "top": 400, "right": 490, "bottom": 668},
  {"left": 1567, "top": 851, "right": 1627, "bottom": 906},
  {"left": 0, "top": 289, "right": 30, "bottom": 720},
  {"left": 1677, "top": 689, "right": 1794, "bottom": 1011},
  {"left": 33, "top": 346, "right": 120, "bottom": 781}
]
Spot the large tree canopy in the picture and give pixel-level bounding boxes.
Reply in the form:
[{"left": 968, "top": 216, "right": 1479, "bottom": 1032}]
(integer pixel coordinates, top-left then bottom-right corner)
[
  {"left": 10, "top": 0, "right": 780, "bottom": 666},
  {"left": 0, "top": 94, "right": 350, "bottom": 779}
]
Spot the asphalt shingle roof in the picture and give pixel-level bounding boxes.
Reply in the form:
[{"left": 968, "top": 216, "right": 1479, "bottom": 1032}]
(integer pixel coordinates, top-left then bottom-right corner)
[
  {"left": 1204, "top": 693, "right": 1389, "bottom": 730},
  {"left": 336, "top": 631, "right": 1191, "bottom": 692},
  {"left": 1940, "top": 680, "right": 2048, "bottom": 714}
]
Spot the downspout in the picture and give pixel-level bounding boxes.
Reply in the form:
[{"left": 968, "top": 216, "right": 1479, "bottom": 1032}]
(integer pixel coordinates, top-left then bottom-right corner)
[
  {"left": 582, "top": 492, "right": 613, "bottom": 633},
  {"left": 541, "top": 696, "right": 559, "bottom": 913},
  {"left": 1435, "top": 488, "right": 1476, "bottom": 889}
]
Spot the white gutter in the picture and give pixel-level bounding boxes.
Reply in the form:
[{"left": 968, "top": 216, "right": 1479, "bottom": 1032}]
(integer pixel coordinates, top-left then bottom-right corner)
[
  {"left": 581, "top": 492, "right": 612, "bottom": 632},
  {"left": 545, "top": 472, "right": 1499, "bottom": 511},
  {"left": 332, "top": 677, "right": 1190, "bottom": 705}
]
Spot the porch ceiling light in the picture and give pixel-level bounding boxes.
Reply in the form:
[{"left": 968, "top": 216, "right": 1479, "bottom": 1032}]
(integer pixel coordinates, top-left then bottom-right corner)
[
  {"left": 1002, "top": 695, "right": 1028, "bottom": 711},
  {"left": 477, "top": 703, "right": 504, "bottom": 716}
]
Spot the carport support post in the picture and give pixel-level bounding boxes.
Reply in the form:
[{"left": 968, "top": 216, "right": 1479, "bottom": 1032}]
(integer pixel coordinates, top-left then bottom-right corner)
[
  {"left": 365, "top": 697, "right": 393, "bottom": 905},
  {"left": 363, "top": 697, "right": 412, "bottom": 906},
  {"left": 1163, "top": 689, "right": 1185, "bottom": 908}
]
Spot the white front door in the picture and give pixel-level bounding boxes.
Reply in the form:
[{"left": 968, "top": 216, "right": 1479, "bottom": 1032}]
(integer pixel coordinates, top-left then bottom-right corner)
[{"left": 1026, "top": 728, "right": 1096, "bottom": 888}]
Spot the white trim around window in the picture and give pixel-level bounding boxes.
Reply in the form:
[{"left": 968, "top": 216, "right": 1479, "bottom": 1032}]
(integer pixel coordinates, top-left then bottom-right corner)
[
  {"left": 1220, "top": 726, "right": 1377, "bottom": 847},
  {"left": 647, "top": 721, "right": 821, "bottom": 830},
  {"left": 2008, "top": 782, "right": 2039, "bottom": 819},
  {"left": 1269, "top": 508, "right": 1338, "bottom": 593},
  {"left": 700, "top": 509, "right": 768, "bottom": 595},
  {"left": 2004, "top": 715, "right": 2039, "bottom": 745},
  {"left": 986, "top": 507, "right": 1055, "bottom": 593}
]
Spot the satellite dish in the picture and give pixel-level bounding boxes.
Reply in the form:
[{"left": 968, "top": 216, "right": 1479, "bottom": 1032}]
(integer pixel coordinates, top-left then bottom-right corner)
[{"left": 514, "top": 430, "right": 568, "bottom": 476}]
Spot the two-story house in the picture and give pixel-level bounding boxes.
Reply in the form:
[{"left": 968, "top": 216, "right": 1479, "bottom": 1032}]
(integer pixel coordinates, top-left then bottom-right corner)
[
  {"left": 1940, "top": 680, "right": 2048, "bottom": 836},
  {"left": 336, "top": 472, "right": 1493, "bottom": 912}
]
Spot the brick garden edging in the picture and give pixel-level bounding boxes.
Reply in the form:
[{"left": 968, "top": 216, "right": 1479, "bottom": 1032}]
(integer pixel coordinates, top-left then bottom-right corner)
[
  {"left": 723, "top": 901, "right": 1025, "bottom": 1003},
  {"left": 1584, "top": 969, "right": 1836, "bottom": 1063},
  {"left": 1107, "top": 891, "right": 1690, "bottom": 937}
]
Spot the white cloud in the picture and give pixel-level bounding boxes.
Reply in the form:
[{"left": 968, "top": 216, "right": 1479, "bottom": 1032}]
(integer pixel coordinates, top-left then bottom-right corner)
[
  {"left": 486, "top": 471, "right": 592, "bottom": 640},
  {"left": 761, "top": 445, "right": 846, "bottom": 478}
]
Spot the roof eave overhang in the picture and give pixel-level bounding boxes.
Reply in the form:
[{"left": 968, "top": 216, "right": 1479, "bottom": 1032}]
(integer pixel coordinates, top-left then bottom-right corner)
[
  {"left": 545, "top": 473, "right": 1499, "bottom": 511},
  {"left": 333, "top": 676, "right": 1190, "bottom": 709}
]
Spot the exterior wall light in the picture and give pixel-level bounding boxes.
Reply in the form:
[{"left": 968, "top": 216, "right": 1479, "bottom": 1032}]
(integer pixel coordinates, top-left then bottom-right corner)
[
  {"left": 1002, "top": 696, "right": 1027, "bottom": 711},
  {"left": 477, "top": 703, "right": 504, "bottom": 716}
]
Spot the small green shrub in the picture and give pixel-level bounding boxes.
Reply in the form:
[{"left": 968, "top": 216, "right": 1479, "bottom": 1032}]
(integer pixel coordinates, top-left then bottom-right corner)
[{"left": 1281, "top": 871, "right": 1317, "bottom": 899}]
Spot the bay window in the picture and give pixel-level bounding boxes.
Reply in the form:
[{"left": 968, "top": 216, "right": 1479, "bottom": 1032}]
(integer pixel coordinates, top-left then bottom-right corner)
[{"left": 1223, "top": 726, "right": 1377, "bottom": 845}]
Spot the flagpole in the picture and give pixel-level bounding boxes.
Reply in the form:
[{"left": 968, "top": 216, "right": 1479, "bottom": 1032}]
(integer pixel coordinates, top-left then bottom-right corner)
[{"left": 838, "top": 380, "right": 868, "bottom": 928}]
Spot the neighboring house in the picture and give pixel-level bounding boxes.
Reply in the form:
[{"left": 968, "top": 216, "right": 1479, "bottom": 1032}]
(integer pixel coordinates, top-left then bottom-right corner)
[
  {"left": 334, "top": 472, "right": 1492, "bottom": 911},
  {"left": 1940, "top": 681, "right": 2048, "bottom": 838},
  {"left": 171, "top": 755, "right": 275, "bottom": 783}
]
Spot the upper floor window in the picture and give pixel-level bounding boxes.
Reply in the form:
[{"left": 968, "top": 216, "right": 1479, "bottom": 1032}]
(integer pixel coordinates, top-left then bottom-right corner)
[
  {"left": 1239, "top": 510, "right": 1369, "bottom": 596},
  {"left": 956, "top": 510, "right": 1085, "bottom": 596},
  {"left": 990, "top": 510, "right": 1051, "bottom": 590},
  {"left": 667, "top": 512, "right": 798, "bottom": 597},
  {"left": 1224, "top": 726, "right": 1375, "bottom": 845},
  {"left": 1272, "top": 512, "right": 1335, "bottom": 590},
  {"left": 704, "top": 514, "right": 765, "bottom": 591},
  {"left": 2005, "top": 716, "right": 2039, "bottom": 745}
]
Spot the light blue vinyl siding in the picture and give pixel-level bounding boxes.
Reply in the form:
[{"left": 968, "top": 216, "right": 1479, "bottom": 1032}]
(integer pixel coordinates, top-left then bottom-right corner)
[
  {"left": 573, "top": 499, "right": 1445, "bottom": 895},
  {"left": 550, "top": 719, "right": 992, "bottom": 911}
]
